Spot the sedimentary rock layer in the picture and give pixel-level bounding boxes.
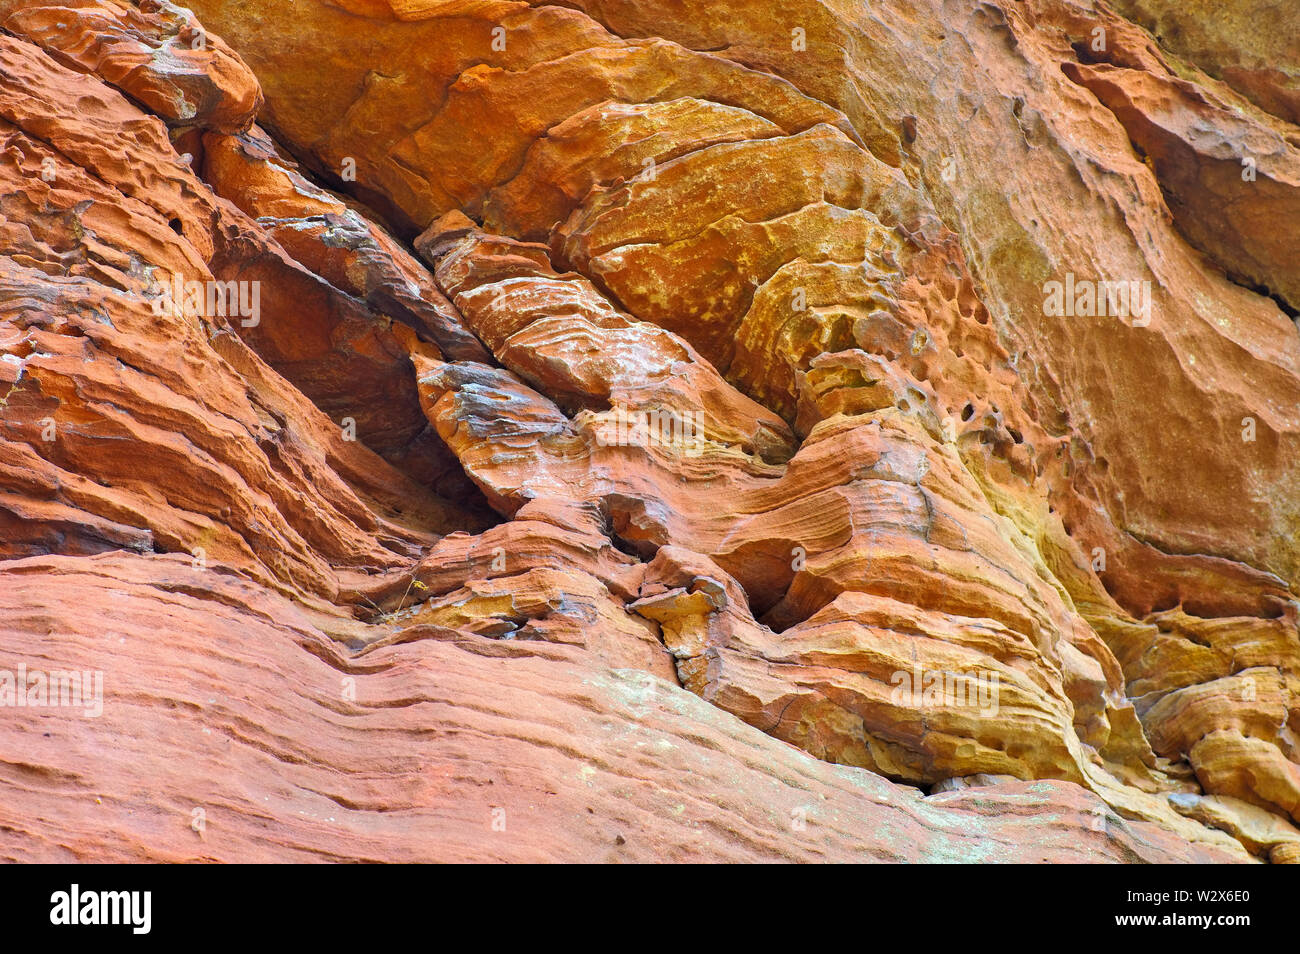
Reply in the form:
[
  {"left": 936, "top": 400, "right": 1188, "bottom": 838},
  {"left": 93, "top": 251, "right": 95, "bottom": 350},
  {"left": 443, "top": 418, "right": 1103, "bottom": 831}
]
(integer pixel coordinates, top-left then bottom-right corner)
[{"left": 0, "top": 0, "right": 1297, "bottom": 863}]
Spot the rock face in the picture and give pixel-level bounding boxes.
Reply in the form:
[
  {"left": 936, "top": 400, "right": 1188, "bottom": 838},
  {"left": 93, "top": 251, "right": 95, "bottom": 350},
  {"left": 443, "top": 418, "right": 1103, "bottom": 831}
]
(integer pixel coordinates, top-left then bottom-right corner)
[{"left": 0, "top": 0, "right": 1297, "bottom": 863}]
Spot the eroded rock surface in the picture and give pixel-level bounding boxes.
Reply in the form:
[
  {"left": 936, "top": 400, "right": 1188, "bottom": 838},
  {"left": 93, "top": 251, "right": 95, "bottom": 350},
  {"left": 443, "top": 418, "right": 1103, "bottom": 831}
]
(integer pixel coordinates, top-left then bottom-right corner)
[{"left": 1, "top": 0, "right": 1298, "bottom": 863}]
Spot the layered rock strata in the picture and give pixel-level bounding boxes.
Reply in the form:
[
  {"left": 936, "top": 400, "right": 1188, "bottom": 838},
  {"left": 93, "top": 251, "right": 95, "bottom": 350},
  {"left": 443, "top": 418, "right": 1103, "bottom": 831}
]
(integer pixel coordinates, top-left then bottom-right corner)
[{"left": 0, "top": 0, "right": 1297, "bottom": 863}]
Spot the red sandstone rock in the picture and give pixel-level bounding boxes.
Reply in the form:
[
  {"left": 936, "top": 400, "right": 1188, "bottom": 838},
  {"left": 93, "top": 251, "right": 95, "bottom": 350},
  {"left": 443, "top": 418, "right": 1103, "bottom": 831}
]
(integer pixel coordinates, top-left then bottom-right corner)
[
  {"left": 2, "top": 0, "right": 262, "bottom": 134},
  {"left": 0, "top": 0, "right": 1297, "bottom": 863},
  {"left": 1110, "top": 0, "right": 1300, "bottom": 127},
  {"left": 0, "top": 552, "right": 1245, "bottom": 863}
]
